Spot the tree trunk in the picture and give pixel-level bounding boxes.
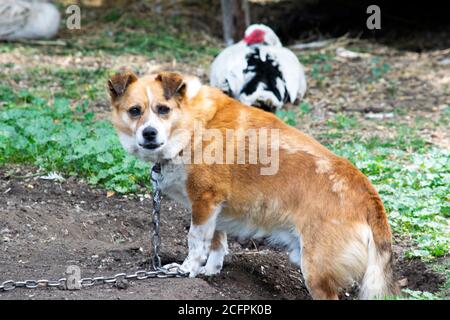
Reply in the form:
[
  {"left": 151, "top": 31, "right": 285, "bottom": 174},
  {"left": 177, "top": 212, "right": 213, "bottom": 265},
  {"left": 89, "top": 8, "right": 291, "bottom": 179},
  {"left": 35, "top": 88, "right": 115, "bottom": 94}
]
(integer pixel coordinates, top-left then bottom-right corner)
[{"left": 221, "top": 0, "right": 250, "bottom": 45}]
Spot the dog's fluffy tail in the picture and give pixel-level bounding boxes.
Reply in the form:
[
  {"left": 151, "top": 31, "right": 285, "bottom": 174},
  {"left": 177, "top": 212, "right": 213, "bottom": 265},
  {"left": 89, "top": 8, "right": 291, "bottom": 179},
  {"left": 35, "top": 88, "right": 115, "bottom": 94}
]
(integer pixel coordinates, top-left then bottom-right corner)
[
  {"left": 359, "top": 193, "right": 399, "bottom": 300},
  {"left": 359, "top": 231, "right": 398, "bottom": 299}
]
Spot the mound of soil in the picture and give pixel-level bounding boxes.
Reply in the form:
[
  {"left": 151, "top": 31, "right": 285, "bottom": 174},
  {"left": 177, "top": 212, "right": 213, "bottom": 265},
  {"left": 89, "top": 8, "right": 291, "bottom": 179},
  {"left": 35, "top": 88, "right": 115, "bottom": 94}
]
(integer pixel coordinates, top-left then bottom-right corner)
[{"left": 0, "top": 165, "right": 445, "bottom": 300}]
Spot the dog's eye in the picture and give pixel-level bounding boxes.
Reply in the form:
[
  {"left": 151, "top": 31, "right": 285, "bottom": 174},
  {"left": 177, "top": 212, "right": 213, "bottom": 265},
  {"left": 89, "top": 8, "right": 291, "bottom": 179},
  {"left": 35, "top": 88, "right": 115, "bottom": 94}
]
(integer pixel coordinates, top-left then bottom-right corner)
[
  {"left": 157, "top": 104, "right": 170, "bottom": 115},
  {"left": 128, "top": 106, "right": 142, "bottom": 117}
]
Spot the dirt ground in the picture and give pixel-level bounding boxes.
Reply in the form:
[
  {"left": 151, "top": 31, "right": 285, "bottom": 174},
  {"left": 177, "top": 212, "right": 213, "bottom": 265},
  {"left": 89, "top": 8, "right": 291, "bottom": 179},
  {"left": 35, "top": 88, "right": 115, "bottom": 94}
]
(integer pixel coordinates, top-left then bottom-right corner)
[{"left": 0, "top": 164, "right": 445, "bottom": 300}]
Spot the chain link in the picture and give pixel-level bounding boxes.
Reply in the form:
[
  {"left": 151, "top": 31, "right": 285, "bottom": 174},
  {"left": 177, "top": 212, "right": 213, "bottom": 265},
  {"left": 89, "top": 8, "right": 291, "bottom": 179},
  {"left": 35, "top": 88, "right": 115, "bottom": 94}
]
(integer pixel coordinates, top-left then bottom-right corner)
[{"left": 0, "top": 163, "right": 188, "bottom": 293}]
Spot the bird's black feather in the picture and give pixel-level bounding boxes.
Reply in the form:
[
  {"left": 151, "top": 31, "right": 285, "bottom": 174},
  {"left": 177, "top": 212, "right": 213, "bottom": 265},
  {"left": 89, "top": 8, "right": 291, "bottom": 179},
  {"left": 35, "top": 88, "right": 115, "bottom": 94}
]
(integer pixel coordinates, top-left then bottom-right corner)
[{"left": 240, "top": 47, "right": 288, "bottom": 111}]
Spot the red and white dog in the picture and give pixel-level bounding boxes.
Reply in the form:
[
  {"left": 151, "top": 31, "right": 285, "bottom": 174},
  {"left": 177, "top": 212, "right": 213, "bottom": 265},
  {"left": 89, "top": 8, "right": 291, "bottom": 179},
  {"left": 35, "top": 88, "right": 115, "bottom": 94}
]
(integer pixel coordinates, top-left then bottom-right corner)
[{"left": 108, "top": 70, "right": 398, "bottom": 300}]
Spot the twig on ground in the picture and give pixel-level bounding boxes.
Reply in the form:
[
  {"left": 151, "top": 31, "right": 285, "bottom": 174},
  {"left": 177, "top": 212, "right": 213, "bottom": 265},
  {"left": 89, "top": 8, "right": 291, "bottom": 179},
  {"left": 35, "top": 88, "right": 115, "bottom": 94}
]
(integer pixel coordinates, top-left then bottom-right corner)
[
  {"left": 232, "top": 250, "right": 270, "bottom": 256},
  {"left": 8, "top": 173, "right": 42, "bottom": 180}
]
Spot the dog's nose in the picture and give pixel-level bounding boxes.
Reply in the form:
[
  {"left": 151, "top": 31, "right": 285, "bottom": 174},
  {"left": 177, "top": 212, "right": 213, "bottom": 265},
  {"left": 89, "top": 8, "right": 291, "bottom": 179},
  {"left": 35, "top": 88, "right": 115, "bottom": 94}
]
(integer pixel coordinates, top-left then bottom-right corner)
[{"left": 143, "top": 126, "right": 158, "bottom": 141}]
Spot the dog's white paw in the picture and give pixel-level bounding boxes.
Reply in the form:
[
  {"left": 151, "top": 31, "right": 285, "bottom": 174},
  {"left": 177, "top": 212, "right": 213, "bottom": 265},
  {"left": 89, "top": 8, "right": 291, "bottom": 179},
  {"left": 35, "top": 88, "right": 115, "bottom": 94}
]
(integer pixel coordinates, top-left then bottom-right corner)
[
  {"left": 180, "top": 258, "right": 202, "bottom": 278},
  {"left": 199, "top": 249, "right": 225, "bottom": 276},
  {"left": 199, "top": 264, "right": 222, "bottom": 276}
]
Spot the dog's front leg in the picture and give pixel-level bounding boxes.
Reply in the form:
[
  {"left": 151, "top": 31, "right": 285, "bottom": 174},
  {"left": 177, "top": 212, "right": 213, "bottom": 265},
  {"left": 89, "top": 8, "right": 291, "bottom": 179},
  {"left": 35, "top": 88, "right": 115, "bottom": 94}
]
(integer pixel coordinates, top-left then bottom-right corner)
[
  {"left": 200, "top": 230, "right": 228, "bottom": 276},
  {"left": 180, "top": 204, "right": 221, "bottom": 277}
]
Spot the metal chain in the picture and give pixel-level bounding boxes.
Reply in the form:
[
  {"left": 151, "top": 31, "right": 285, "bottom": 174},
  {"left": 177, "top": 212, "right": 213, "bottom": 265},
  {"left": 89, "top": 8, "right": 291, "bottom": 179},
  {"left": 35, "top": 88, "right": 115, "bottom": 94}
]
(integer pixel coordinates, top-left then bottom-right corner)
[
  {"left": 150, "top": 162, "right": 163, "bottom": 270},
  {"left": 0, "top": 163, "right": 188, "bottom": 293},
  {"left": 149, "top": 162, "right": 187, "bottom": 276}
]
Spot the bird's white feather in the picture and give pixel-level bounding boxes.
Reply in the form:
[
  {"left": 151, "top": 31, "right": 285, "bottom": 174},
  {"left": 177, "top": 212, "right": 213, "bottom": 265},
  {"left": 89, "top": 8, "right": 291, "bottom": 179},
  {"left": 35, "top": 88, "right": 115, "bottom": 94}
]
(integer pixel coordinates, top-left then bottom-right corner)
[
  {"left": 210, "top": 41, "right": 250, "bottom": 98},
  {"left": 262, "top": 46, "right": 307, "bottom": 102}
]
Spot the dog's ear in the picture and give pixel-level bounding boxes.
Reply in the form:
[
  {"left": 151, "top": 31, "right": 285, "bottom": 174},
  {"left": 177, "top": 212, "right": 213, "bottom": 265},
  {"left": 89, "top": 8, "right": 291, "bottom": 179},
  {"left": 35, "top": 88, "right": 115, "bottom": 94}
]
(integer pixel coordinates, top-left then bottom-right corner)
[
  {"left": 108, "top": 71, "right": 138, "bottom": 99},
  {"left": 156, "top": 72, "right": 202, "bottom": 101},
  {"left": 155, "top": 72, "right": 186, "bottom": 100}
]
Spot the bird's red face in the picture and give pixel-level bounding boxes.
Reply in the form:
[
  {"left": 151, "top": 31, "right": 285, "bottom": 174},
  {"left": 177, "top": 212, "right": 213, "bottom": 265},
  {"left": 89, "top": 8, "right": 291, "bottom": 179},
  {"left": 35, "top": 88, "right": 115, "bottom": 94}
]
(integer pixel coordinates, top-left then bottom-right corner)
[{"left": 244, "top": 29, "right": 266, "bottom": 45}]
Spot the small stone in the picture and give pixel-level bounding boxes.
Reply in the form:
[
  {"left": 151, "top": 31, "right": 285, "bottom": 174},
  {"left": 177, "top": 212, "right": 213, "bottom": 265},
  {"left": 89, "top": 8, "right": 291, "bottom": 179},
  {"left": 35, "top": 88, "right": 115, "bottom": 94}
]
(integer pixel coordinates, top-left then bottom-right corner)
[
  {"left": 365, "top": 112, "right": 394, "bottom": 120},
  {"left": 0, "top": 228, "right": 11, "bottom": 235},
  {"left": 398, "top": 278, "right": 408, "bottom": 287},
  {"left": 115, "top": 279, "right": 129, "bottom": 290}
]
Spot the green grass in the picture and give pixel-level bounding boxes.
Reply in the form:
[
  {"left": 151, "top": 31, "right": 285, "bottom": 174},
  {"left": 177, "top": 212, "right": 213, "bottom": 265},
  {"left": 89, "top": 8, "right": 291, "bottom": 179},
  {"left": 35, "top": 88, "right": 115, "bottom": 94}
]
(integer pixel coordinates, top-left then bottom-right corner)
[
  {"left": 0, "top": 63, "right": 112, "bottom": 103},
  {"left": 390, "top": 289, "right": 443, "bottom": 300},
  {"left": 275, "top": 102, "right": 313, "bottom": 126},
  {"left": 310, "top": 62, "right": 333, "bottom": 87},
  {"left": 368, "top": 56, "right": 391, "bottom": 82},
  {"left": 319, "top": 120, "right": 449, "bottom": 260},
  {"left": 0, "top": 9, "right": 219, "bottom": 64},
  {"left": 74, "top": 25, "right": 219, "bottom": 62},
  {"left": 275, "top": 109, "right": 298, "bottom": 126},
  {"left": 326, "top": 114, "right": 359, "bottom": 130},
  {"left": 34, "top": 66, "right": 108, "bottom": 100},
  {"left": 299, "top": 52, "right": 334, "bottom": 64},
  {"left": 0, "top": 87, "right": 150, "bottom": 193}
]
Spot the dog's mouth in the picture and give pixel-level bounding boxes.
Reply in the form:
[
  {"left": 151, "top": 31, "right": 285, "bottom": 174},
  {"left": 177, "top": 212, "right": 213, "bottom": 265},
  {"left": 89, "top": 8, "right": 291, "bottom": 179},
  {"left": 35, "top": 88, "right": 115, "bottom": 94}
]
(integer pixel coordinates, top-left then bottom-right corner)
[{"left": 139, "top": 142, "right": 163, "bottom": 150}]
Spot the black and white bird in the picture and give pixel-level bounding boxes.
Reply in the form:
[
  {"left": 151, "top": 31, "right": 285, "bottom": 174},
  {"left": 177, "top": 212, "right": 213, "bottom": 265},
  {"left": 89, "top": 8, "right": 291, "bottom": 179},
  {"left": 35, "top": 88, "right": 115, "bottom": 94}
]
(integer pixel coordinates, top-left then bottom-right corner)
[
  {"left": 210, "top": 24, "right": 307, "bottom": 112},
  {"left": 0, "top": 0, "right": 60, "bottom": 41}
]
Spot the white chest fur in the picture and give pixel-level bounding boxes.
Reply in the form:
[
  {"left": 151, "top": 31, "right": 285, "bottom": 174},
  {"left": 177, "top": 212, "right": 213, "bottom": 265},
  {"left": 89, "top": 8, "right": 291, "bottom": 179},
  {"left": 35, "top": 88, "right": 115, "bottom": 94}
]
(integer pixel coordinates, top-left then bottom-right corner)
[{"left": 153, "top": 161, "right": 191, "bottom": 210}]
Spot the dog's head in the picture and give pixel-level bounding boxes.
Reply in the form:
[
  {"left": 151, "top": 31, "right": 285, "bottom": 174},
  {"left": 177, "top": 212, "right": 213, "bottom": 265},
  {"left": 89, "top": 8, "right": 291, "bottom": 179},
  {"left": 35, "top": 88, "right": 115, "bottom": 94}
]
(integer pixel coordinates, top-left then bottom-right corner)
[{"left": 108, "top": 70, "right": 202, "bottom": 161}]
